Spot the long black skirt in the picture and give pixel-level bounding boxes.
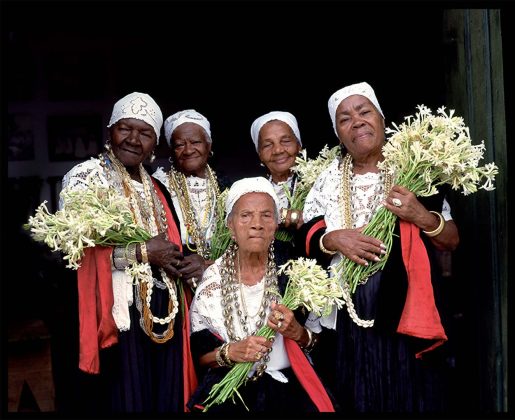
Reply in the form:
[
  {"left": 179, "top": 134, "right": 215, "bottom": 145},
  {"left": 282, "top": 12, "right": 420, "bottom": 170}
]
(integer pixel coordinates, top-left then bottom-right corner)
[{"left": 331, "top": 271, "right": 450, "bottom": 413}]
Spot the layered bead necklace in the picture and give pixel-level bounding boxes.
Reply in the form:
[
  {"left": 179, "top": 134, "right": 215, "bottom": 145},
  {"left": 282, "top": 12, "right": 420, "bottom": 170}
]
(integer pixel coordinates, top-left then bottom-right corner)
[
  {"left": 339, "top": 153, "right": 394, "bottom": 328},
  {"left": 168, "top": 164, "right": 220, "bottom": 259},
  {"left": 219, "top": 242, "right": 278, "bottom": 380},
  {"left": 100, "top": 151, "right": 179, "bottom": 343}
]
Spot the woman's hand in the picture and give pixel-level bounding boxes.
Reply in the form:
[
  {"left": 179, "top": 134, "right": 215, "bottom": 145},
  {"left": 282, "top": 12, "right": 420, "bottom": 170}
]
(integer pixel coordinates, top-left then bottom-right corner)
[
  {"left": 281, "top": 208, "right": 304, "bottom": 230},
  {"left": 177, "top": 253, "right": 206, "bottom": 288},
  {"left": 267, "top": 301, "right": 305, "bottom": 342},
  {"left": 322, "top": 228, "right": 387, "bottom": 266},
  {"left": 145, "top": 232, "right": 183, "bottom": 277},
  {"left": 226, "top": 335, "right": 273, "bottom": 363}
]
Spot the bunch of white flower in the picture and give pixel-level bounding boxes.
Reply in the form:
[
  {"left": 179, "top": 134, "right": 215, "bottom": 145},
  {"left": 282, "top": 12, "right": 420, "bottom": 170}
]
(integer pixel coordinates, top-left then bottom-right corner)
[{"left": 25, "top": 175, "right": 151, "bottom": 270}]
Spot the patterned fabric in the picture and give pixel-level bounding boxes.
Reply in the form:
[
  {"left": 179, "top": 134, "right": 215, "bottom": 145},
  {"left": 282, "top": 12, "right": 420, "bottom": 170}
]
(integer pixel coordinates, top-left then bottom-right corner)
[
  {"left": 164, "top": 109, "right": 211, "bottom": 146},
  {"left": 107, "top": 92, "right": 163, "bottom": 141}
]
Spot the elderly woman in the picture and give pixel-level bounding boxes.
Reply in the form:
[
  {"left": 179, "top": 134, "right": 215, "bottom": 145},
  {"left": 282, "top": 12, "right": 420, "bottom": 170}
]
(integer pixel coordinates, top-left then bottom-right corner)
[
  {"left": 60, "top": 92, "right": 196, "bottom": 412},
  {"left": 153, "top": 109, "right": 228, "bottom": 289},
  {"left": 250, "top": 111, "right": 305, "bottom": 293},
  {"left": 186, "top": 177, "right": 335, "bottom": 413},
  {"left": 299, "top": 82, "right": 459, "bottom": 412}
]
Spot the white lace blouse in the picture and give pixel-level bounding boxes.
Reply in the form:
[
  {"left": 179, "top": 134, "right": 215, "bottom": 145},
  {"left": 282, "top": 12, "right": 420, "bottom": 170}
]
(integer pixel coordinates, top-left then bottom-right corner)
[
  {"left": 190, "top": 258, "right": 292, "bottom": 383},
  {"left": 153, "top": 167, "right": 216, "bottom": 247}
]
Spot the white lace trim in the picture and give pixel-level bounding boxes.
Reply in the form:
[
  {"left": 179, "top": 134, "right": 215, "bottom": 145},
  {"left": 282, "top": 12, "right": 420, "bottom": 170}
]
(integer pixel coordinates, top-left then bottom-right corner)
[
  {"left": 190, "top": 258, "right": 291, "bottom": 380},
  {"left": 61, "top": 157, "right": 134, "bottom": 331},
  {"left": 153, "top": 167, "right": 215, "bottom": 245}
]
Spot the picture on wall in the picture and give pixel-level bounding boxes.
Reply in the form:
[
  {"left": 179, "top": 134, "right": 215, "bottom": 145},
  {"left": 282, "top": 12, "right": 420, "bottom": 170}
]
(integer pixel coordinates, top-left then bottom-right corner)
[
  {"left": 8, "top": 113, "right": 35, "bottom": 161},
  {"left": 47, "top": 114, "right": 103, "bottom": 161}
]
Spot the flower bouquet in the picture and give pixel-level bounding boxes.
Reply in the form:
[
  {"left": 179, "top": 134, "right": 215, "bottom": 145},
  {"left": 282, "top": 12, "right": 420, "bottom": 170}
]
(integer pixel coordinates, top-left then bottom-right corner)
[
  {"left": 209, "top": 188, "right": 232, "bottom": 261},
  {"left": 335, "top": 105, "right": 499, "bottom": 294},
  {"left": 24, "top": 173, "right": 151, "bottom": 270},
  {"left": 276, "top": 145, "right": 340, "bottom": 242},
  {"left": 201, "top": 257, "right": 344, "bottom": 411}
]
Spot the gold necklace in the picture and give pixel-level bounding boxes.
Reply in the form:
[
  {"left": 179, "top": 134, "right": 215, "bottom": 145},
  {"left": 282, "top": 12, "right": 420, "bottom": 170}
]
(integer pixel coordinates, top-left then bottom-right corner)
[
  {"left": 103, "top": 151, "right": 178, "bottom": 343},
  {"left": 339, "top": 153, "right": 393, "bottom": 229},
  {"left": 168, "top": 165, "right": 220, "bottom": 259}
]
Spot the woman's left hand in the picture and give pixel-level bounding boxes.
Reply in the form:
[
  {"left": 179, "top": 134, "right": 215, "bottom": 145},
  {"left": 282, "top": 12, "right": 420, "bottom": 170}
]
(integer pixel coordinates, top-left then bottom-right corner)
[
  {"left": 177, "top": 254, "right": 205, "bottom": 288},
  {"left": 267, "top": 301, "right": 304, "bottom": 341}
]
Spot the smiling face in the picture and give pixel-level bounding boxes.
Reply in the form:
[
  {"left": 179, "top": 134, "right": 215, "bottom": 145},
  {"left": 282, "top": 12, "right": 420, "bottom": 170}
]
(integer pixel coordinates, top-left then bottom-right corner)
[
  {"left": 227, "top": 192, "right": 278, "bottom": 255},
  {"left": 170, "top": 122, "right": 212, "bottom": 177},
  {"left": 257, "top": 120, "right": 301, "bottom": 183},
  {"left": 110, "top": 118, "right": 157, "bottom": 170},
  {"left": 334, "top": 95, "right": 385, "bottom": 161}
]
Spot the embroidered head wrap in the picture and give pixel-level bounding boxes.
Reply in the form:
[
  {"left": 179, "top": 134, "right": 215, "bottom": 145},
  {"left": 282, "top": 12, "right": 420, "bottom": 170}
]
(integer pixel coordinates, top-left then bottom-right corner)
[
  {"left": 328, "top": 82, "right": 384, "bottom": 135},
  {"left": 250, "top": 111, "right": 302, "bottom": 152},
  {"left": 107, "top": 92, "right": 163, "bottom": 143},
  {"left": 225, "top": 176, "right": 280, "bottom": 223},
  {"left": 164, "top": 109, "right": 212, "bottom": 146}
]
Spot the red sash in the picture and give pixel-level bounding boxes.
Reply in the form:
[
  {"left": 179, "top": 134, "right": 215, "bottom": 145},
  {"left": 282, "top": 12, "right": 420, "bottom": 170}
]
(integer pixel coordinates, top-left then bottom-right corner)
[
  {"left": 397, "top": 220, "right": 448, "bottom": 358},
  {"left": 284, "top": 337, "right": 335, "bottom": 412}
]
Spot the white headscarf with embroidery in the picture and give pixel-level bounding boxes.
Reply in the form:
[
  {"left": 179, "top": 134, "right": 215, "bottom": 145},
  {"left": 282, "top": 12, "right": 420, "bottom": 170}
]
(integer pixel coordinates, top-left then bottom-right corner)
[
  {"left": 107, "top": 92, "right": 163, "bottom": 142},
  {"left": 164, "top": 109, "right": 212, "bottom": 146}
]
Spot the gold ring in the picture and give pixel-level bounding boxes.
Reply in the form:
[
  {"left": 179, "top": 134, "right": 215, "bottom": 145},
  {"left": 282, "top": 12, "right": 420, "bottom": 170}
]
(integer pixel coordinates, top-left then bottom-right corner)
[
  {"left": 255, "top": 352, "right": 262, "bottom": 361},
  {"left": 274, "top": 311, "right": 284, "bottom": 321},
  {"left": 392, "top": 198, "right": 402, "bottom": 207},
  {"left": 277, "top": 321, "right": 282, "bottom": 330},
  {"left": 280, "top": 208, "right": 288, "bottom": 224},
  {"left": 290, "top": 210, "right": 299, "bottom": 223}
]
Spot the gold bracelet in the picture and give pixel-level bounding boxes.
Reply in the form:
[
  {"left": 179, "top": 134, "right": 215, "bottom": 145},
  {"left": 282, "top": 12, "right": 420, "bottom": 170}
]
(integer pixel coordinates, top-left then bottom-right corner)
[
  {"left": 300, "top": 327, "right": 318, "bottom": 354},
  {"left": 319, "top": 232, "right": 337, "bottom": 255},
  {"left": 221, "top": 342, "right": 234, "bottom": 367},
  {"left": 423, "top": 211, "right": 445, "bottom": 237},
  {"left": 140, "top": 242, "right": 149, "bottom": 263}
]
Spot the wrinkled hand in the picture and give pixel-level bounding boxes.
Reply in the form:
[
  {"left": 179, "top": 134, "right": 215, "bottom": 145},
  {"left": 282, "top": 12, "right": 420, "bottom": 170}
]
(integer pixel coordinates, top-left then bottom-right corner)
[
  {"left": 384, "top": 185, "right": 438, "bottom": 230},
  {"left": 323, "top": 227, "right": 386, "bottom": 266},
  {"left": 145, "top": 232, "right": 183, "bottom": 277},
  {"left": 267, "top": 301, "right": 303, "bottom": 341},
  {"left": 226, "top": 335, "right": 273, "bottom": 363},
  {"left": 177, "top": 253, "right": 206, "bottom": 288}
]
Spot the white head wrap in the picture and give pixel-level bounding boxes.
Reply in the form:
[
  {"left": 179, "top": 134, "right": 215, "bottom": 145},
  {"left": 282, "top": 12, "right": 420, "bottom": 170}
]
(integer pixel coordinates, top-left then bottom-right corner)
[
  {"left": 107, "top": 92, "right": 163, "bottom": 143},
  {"left": 164, "top": 109, "right": 211, "bottom": 146},
  {"left": 328, "top": 82, "right": 384, "bottom": 135},
  {"left": 225, "top": 176, "right": 280, "bottom": 223},
  {"left": 250, "top": 111, "right": 302, "bottom": 152}
]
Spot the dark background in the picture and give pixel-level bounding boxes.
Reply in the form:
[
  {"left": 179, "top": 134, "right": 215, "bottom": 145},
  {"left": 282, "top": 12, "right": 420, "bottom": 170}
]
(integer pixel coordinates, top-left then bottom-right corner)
[{"left": 3, "top": 0, "right": 513, "bottom": 415}]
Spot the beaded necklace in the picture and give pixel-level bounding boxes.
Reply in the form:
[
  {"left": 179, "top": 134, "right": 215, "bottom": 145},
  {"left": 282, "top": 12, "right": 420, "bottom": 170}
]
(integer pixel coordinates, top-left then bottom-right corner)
[
  {"left": 168, "top": 165, "right": 220, "bottom": 259},
  {"left": 339, "top": 153, "right": 393, "bottom": 328},
  {"left": 219, "top": 242, "right": 278, "bottom": 380},
  {"left": 100, "top": 151, "right": 179, "bottom": 343}
]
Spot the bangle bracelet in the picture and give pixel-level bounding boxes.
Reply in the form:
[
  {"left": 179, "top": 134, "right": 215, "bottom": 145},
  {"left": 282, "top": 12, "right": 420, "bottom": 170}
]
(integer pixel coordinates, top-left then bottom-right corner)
[
  {"left": 300, "top": 327, "right": 318, "bottom": 354},
  {"left": 423, "top": 211, "right": 445, "bottom": 237},
  {"left": 221, "top": 342, "right": 234, "bottom": 367},
  {"left": 319, "top": 232, "right": 337, "bottom": 255},
  {"left": 140, "top": 242, "right": 149, "bottom": 263},
  {"left": 124, "top": 243, "right": 137, "bottom": 263}
]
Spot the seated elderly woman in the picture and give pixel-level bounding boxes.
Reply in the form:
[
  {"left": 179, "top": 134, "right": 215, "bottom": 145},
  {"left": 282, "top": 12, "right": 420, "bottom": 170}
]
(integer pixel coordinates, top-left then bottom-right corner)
[
  {"left": 154, "top": 109, "right": 229, "bottom": 289},
  {"left": 186, "top": 177, "right": 335, "bottom": 413}
]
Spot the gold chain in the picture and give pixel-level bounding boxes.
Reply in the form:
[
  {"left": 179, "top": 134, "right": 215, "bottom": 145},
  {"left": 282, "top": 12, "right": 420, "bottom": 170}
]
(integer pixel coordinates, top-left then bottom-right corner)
[
  {"left": 168, "top": 165, "right": 220, "bottom": 259},
  {"left": 339, "top": 153, "right": 393, "bottom": 229},
  {"left": 103, "top": 151, "right": 178, "bottom": 343}
]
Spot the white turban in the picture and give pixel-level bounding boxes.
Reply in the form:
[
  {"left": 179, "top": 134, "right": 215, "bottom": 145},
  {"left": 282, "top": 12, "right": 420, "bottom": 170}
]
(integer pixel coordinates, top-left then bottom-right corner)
[
  {"left": 107, "top": 92, "right": 163, "bottom": 143},
  {"left": 328, "top": 82, "right": 384, "bottom": 135},
  {"left": 225, "top": 177, "right": 280, "bottom": 223},
  {"left": 164, "top": 109, "right": 211, "bottom": 146},
  {"left": 250, "top": 111, "right": 302, "bottom": 152}
]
